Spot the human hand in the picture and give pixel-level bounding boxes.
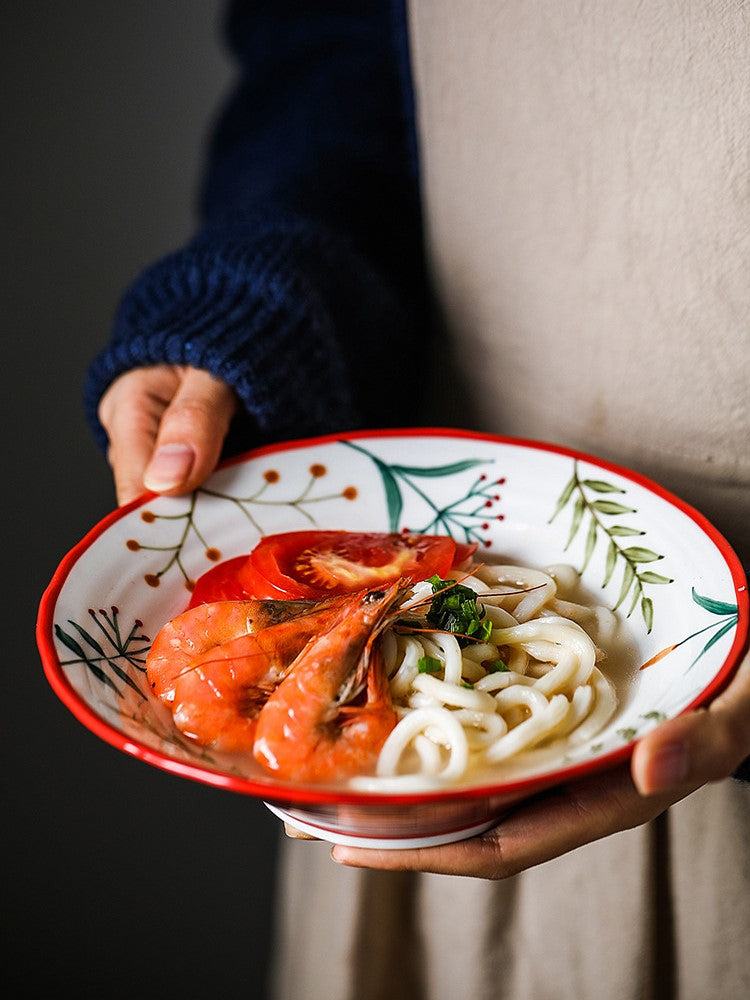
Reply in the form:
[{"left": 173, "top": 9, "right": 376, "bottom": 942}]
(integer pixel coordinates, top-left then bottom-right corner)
[
  {"left": 98, "top": 365, "right": 238, "bottom": 506},
  {"left": 329, "top": 646, "right": 750, "bottom": 878}
]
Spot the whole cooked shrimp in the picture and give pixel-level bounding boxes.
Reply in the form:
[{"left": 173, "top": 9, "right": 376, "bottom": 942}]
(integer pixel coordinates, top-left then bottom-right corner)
[
  {"left": 146, "top": 596, "right": 339, "bottom": 704},
  {"left": 253, "top": 581, "right": 409, "bottom": 783},
  {"left": 169, "top": 613, "right": 342, "bottom": 751},
  {"left": 147, "top": 598, "right": 354, "bottom": 752}
]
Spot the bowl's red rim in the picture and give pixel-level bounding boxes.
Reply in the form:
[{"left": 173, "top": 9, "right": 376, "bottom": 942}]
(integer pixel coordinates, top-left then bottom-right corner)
[{"left": 36, "top": 427, "right": 749, "bottom": 808}]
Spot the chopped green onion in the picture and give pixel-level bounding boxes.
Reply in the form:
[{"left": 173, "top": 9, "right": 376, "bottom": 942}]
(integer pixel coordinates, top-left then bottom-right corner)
[
  {"left": 487, "top": 659, "right": 509, "bottom": 673},
  {"left": 466, "top": 618, "right": 493, "bottom": 642},
  {"left": 417, "top": 655, "right": 442, "bottom": 674},
  {"left": 426, "top": 576, "right": 491, "bottom": 647}
]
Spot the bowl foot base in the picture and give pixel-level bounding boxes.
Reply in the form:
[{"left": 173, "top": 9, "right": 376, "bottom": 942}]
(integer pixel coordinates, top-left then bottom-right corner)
[{"left": 264, "top": 803, "right": 498, "bottom": 849}]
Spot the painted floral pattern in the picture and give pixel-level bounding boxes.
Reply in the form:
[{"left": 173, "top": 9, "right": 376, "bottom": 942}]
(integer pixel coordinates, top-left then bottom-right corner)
[
  {"left": 55, "top": 606, "right": 150, "bottom": 701},
  {"left": 125, "top": 461, "right": 361, "bottom": 590},
  {"left": 125, "top": 444, "right": 502, "bottom": 590},
  {"left": 550, "top": 460, "right": 673, "bottom": 632},
  {"left": 341, "top": 439, "right": 500, "bottom": 543},
  {"left": 641, "top": 588, "right": 740, "bottom": 672}
]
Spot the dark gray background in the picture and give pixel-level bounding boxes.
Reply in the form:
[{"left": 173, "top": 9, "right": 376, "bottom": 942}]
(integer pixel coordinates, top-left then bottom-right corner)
[{"left": 3, "top": 4, "right": 280, "bottom": 995}]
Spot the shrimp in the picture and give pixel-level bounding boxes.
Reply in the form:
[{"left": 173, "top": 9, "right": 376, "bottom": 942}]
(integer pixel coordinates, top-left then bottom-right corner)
[
  {"left": 145, "top": 596, "right": 340, "bottom": 704},
  {"left": 169, "top": 630, "right": 287, "bottom": 752},
  {"left": 169, "top": 612, "right": 339, "bottom": 751},
  {"left": 147, "top": 597, "right": 355, "bottom": 753},
  {"left": 253, "top": 581, "right": 409, "bottom": 783}
]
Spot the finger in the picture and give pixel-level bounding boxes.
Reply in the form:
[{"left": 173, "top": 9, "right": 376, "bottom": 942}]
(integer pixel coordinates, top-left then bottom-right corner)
[
  {"left": 109, "top": 421, "right": 157, "bottom": 507},
  {"left": 98, "top": 367, "right": 179, "bottom": 506},
  {"left": 331, "top": 763, "right": 682, "bottom": 879},
  {"left": 143, "top": 369, "right": 237, "bottom": 496},
  {"left": 283, "top": 822, "right": 319, "bottom": 841},
  {"left": 632, "top": 646, "right": 750, "bottom": 795}
]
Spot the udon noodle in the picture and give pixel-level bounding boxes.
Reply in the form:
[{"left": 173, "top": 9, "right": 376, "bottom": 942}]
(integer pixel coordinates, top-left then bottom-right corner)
[{"left": 350, "top": 563, "right": 618, "bottom": 791}]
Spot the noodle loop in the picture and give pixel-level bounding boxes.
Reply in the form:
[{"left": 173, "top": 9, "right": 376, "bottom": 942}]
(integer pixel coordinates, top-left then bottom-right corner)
[{"left": 368, "top": 560, "right": 619, "bottom": 788}]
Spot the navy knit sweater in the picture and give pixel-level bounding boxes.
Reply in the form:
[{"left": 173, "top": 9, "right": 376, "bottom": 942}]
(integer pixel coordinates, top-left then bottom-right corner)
[{"left": 84, "top": 0, "right": 427, "bottom": 454}]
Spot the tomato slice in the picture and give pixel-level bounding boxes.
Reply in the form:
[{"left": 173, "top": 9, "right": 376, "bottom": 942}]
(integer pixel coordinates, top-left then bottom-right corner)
[
  {"left": 238, "top": 530, "right": 459, "bottom": 599},
  {"left": 453, "top": 541, "right": 479, "bottom": 567},
  {"left": 236, "top": 560, "right": 303, "bottom": 601},
  {"left": 189, "top": 554, "right": 292, "bottom": 606},
  {"left": 187, "top": 532, "right": 481, "bottom": 607},
  {"left": 187, "top": 555, "right": 251, "bottom": 608}
]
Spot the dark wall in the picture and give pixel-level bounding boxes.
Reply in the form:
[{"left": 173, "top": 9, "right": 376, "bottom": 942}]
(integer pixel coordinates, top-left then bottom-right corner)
[{"left": 2, "top": 4, "right": 280, "bottom": 996}]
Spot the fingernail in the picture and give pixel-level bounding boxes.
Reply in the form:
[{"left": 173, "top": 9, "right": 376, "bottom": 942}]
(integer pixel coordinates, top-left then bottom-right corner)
[
  {"left": 144, "top": 443, "right": 195, "bottom": 492},
  {"left": 647, "top": 741, "right": 689, "bottom": 792}
]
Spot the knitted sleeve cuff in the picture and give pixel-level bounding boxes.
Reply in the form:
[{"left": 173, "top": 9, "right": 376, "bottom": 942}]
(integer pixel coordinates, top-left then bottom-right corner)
[{"left": 83, "top": 218, "right": 358, "bottom": 453}]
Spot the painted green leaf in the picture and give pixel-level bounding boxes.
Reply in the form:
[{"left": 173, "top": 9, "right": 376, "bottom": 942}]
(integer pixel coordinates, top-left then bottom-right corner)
[
  {"left": 103, "top": 660, "right": 148, "bottom": 699},
  {"left": 590, "top": 500, "right": 636, "bottom": 515},
  {"left": 56, "top": 623, "right": 143, "bottom": 698},
  {"left": 608, "top": 525, "right": 646, "bottom": 537},
  {"left": 614, "top": 561, "right": 636, "bottom": 610},
  {"left": 603, "top": 539, "right": 618, "bottom": 587},
  {"left": 617, "top": 727, "right": 638, "bottom": 741},
  {"left": 80, "top": 659, "right": 120, "bottom": 694},
  {"left": 691, "top": 617, "right": 738, "bottom": 666},
  {"left": 582, "top": 479, "right": 625, "bottom": 494},
  {"left": 55, "top": 625, "right": 121, "bottom": 694},
  {"left": 641, "top": 596, "right": 654, "bottom": 633},
  {"left": 389, "top": 459, "right": 487, "bottom": 477},
  {"left": 582, "top": 514, "right": 598, "bottom": 571},
  {"left": 100, "top": 609, "right": 122, "bottom": 645},
  {"left": 122, "top": 648, "right": 151, "bottom": 669},
  {"left": 641, "top": 711, "right": 667, "bottom": 722},
  {"left": 639, "top": 572, "right": 674, "bottom": 585},
  {"left": 54, "top": 624, "right": 87, "bottom": 659},
  {"left": 691, "top": 588, "right": 738, "bottom": 617},
  {"left": 549, "top": 473, "right": 577, "bottom": 522},
  {"left": 627, "top": 584, "right": 641, "bottom": 617},
  {"left": 69, "top": 622, "right": 106, "bottom": 657},
  {"left": 372, "top": 458, "right": 403, "bottom": 531},
  {"left": 565, "top": 495, "right": 586, "bottom": 549},
  {"left": 621, "top": 547, "right": 663, "bottom": 563}
]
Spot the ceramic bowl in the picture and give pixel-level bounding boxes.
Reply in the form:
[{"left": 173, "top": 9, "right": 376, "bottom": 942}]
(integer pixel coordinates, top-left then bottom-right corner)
[{"left": 37, "top": 429, "right": 748, "bottom": 848}]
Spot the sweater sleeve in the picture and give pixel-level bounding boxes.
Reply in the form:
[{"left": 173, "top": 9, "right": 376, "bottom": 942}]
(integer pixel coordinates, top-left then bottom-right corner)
[{"left": 84, "top": 0, "right": 428, "bottom": 453}]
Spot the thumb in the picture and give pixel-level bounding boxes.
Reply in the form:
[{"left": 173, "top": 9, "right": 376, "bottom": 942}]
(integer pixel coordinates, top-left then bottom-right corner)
[
  {"left": 632, "top": 647, "right": 750, "bottom": 795},
  {"left": 143, "top": 369, "right": 238, "bottom": 496}
]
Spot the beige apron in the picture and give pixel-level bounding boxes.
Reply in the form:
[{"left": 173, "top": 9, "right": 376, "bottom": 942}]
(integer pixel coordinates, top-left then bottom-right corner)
[{"left": 271, "top": 3, "right": 750, "bottom": 997}]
